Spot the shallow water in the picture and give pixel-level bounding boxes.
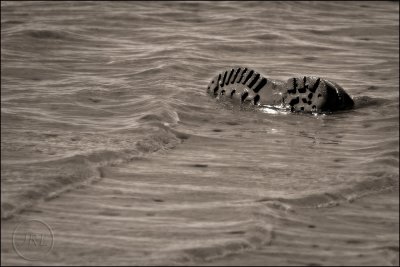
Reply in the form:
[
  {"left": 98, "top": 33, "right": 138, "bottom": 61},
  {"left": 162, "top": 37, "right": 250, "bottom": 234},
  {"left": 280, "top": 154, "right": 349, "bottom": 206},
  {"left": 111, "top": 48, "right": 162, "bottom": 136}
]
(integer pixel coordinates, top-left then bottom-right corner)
[{"left": 1, "top": 1, "right": 399, "bottom": 265}]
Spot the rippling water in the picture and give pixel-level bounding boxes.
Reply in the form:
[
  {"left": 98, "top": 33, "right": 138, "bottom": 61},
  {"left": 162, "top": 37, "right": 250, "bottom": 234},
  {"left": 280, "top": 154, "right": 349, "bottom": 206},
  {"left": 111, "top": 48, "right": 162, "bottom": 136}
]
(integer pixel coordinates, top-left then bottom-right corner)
[{"left": 1, "top": 1, "right": 399, "bottom": 265}]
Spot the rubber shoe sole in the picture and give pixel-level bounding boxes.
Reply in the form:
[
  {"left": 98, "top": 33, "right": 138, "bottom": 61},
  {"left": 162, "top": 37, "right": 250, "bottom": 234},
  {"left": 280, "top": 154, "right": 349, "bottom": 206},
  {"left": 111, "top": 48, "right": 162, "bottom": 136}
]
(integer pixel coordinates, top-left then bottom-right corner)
[
  {"left": 283, "top": 76, "right": 354, "bottom": 112},
  {"left": 206, "top": 66, "right": 284, "bottom": 107},
  {"left": 207, "top": 67, "right": 354, "bottom": 112}
]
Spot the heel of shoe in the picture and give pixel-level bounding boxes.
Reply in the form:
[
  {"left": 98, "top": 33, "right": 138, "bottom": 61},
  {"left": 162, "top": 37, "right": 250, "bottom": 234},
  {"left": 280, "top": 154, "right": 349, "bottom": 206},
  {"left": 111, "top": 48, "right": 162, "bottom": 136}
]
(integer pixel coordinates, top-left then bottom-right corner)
[{"left": 283, "top": 76, "right": 353, "bottom": 112}]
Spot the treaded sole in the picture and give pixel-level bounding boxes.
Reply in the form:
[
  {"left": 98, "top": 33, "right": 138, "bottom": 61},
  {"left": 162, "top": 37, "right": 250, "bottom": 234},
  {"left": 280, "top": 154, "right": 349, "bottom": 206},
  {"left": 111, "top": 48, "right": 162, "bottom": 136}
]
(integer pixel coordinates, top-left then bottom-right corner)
[
  {"left": 207, "top": 67, "right": 283, "bottom": 107},
  {"left": 207, "top": 68, "right": 354, "bottom": 112},
  {"left": 284, "top": 76, "right": 326, "bottom": 112},
  {"left": 283, "top": 76, "right": 354, "bottom": 112}
]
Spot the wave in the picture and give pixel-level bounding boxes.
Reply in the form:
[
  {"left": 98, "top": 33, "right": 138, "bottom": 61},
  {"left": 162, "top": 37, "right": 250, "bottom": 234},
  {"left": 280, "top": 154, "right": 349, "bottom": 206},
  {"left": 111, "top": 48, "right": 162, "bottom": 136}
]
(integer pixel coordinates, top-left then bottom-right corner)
[
  {"left": 162, "top": 224, "right": 273, "bottom": 264},
  {"left": 353, "top": 96, "right": 393, "bottom": 109},
  {"left": 1, "top": 122, "right": 189, "bottom": 220},
  {"left": 256, "top": 172, "right": 398, "bottom": 209}
]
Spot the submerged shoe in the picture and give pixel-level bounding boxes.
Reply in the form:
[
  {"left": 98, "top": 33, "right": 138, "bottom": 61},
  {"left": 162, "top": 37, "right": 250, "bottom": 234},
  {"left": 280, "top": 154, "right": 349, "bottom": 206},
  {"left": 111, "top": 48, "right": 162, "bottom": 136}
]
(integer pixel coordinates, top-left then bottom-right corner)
[{"left": 207, "top": 67, "right": 354, "bottom": 112}]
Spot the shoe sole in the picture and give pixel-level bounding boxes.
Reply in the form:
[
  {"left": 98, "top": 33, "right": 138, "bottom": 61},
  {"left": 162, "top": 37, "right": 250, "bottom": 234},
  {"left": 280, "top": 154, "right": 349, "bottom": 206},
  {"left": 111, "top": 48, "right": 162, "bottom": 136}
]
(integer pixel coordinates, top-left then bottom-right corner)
[
  {"left": 283, "top": 76, "right": 354, "bottom": 112},
  {"left": 207, "top": 66, "right": 284, "bottom": 107},
  {"left": 207, "top": 67, "right": 354, "bottom": 112}
]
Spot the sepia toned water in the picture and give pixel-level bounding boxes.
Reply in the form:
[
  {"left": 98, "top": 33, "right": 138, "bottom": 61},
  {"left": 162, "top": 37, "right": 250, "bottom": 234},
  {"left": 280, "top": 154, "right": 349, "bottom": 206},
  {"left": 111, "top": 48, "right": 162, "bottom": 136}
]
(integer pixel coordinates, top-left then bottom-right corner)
[{"left": 1, "top": 1, "right": 399, "bottom": 265}]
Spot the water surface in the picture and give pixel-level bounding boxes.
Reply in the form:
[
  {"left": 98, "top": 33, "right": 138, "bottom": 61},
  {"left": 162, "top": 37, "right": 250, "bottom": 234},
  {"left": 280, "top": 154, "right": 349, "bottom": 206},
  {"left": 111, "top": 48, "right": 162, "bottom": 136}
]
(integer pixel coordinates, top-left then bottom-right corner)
[{"left": 1, "top": 1, "right": 399, "bottom": 265}]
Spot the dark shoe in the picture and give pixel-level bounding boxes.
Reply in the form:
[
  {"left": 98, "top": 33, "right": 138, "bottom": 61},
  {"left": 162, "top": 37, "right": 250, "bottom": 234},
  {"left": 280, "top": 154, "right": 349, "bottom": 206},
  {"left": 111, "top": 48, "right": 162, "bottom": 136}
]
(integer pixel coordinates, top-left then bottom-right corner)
[{"left": 207, "top": 67, "right": 354, "bottom": 112}]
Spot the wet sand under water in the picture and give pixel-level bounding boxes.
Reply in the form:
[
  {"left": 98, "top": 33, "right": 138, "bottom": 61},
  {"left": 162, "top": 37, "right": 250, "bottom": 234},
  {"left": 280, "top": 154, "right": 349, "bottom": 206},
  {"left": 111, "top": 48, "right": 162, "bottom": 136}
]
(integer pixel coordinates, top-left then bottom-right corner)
[{"left": 1, "top": 135, "right": 399, "bottom": 266}]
